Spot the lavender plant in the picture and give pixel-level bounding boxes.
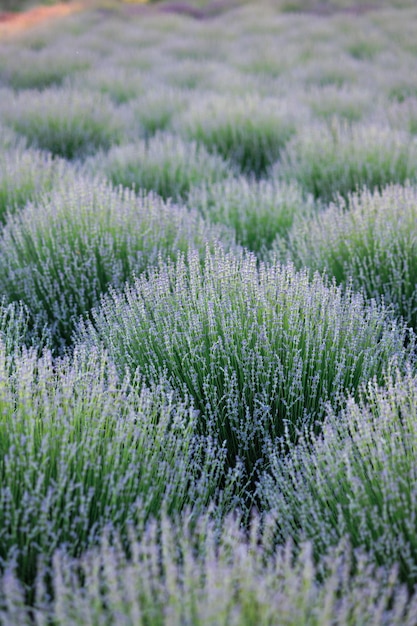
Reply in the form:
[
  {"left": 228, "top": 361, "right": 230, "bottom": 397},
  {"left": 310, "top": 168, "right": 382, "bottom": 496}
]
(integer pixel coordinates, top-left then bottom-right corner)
[
  {"left": 0, "top": 345, "right": 235, "bottom": 589},
  {"left": 127, "top": 85, "right": 188, "bottom": 136},
  {"left": 0, "top": 178, "right": 232, "bottom": 351},
  {"left": 71, "top": 64, "right": 144, "bottom": 105},
  {"left": 85, "top": 134, "right": 231, "bottom": 201},
  {"left": 0, "top": 88, "right": 126, "bottom": 160},
  {"left": 382, "top": 97, "right": 417, "bottom": 135},
  {"left": 0, "top": 42, "right": 93, "bottom": 90},
  {"left": 0, "top": 147, "right": 76, "bottom": 224},
  {"left": 78, "top": 246, "right": 410, "bottom": 475},
  {"left": 0, "top": 122, "right": 26, "bottom": 151},
  {"left": 176, "top": 94, "right": 296, "bottom": 177},
  {"left": 278, "top": 183, "right": 417, "bottom": 330},
  {"left": 2, "top": 511, "right": 417, "bottom": 626},
  {"left": 305, "top": 85, "right": 373, "bottom": 123},
  {"left": 187, "top": 177, "right": 315, "bottom": 257},
  {"left": 274, "top": 121, "right": 417, "bottom": 202},
  {"left": 259, "top": 367, "right": 417, "bottom": 587}
]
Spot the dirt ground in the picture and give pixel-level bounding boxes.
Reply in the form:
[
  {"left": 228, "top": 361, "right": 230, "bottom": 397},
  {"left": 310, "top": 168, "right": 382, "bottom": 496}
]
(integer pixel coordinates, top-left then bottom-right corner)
[
  {"left": 0, "top": 2, "right": 84, "bottom": 38},
  {"left": 0, "top": 0, "right": 385, "bottom": 39}
]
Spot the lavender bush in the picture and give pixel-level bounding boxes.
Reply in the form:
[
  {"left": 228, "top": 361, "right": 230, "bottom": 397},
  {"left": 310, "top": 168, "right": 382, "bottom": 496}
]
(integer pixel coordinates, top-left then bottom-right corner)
[
  {"left": 0, "top": 147, "right": 76, "bottom": 224},
  {"left": 187, "top": 177, "right": 315, "bottom": 257},
  {"left": 1, "top": 0, "right": 417, "bottom": 618},
  {"left": 278, "top": 183, "right": 417, "bottom": 329},
  {"left": 70, "top": 64, "right": 144, "bottom": 105},
  {"left": 0, "top": 123, "right": 26, "bottom": 151},
  {"left": 176, "top": 94, "right": 296, "bottom": 177},
  {"left": 274, "top": 121, "right": 417, "bottom": 202},
  {"left": 0, "top": 42, "right": 93, "bottom": 91},
  {"left": 305, "top": 85, "right": 373, "bottom": 123},
  {"left": 259, "top": 367, "right": 417, "bottom": 586},
  {"left": 2, "top": 511, "right": 417, "bottom": 626},
  {"left": 127, "top": 85, "right": 188, "bottom": 136},
  {"left": 86, "top": 133, "right": 231, "bottom": 201},
  {"left": 0, "top": 345, "right": 236, "bottom": 589},
  {"left": 0, "top": 88, "right": 126, "bottom": 161},
  {"left": 78, "top": 245, "right": 411, "bottom": 475},
  {"left": 0, "top": 178, "right": 232, "bottom": 351},
  {"left": 382, "top": 97, "right": 417, "bottom": 136}
]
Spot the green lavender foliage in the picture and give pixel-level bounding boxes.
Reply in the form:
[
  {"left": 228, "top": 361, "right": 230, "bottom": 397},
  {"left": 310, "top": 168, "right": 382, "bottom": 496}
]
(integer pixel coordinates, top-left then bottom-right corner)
[
  {"left": 0, "top": 298, "right": 36, "bottom": 358},
  {"left": 382, "top": 97, "right": 417, "bottom": 136},
  {"left": 2, "top": 512, "right": 417, "bottom": 626},
  {"left": 78, "top": 246, "right": 410, "bottom": 474},
  {"left": 0, "top": 345, "right": 234, "bottom": 588},
  {"left": 127, "top": 85, "right": 188, "bottom": 136},
  {"left": 305, "top": 85, "right": 372, "bottom": 123},
  {"left": 275, "top": 121, "right": 417, "bottom": 202},
  {"left": 187, "top": 177, "right": 315, "bottom": 257},
  {"left": 85, "top": 134, "right": 231, "bottom": 201},
  {"left": 70, "top": 63, "right": 144, "bottom": 105},
  {"left": 0, "top": 147, "right": 76, "bottom": 224},
  {"left": 177, "top": 94, "right": 296, "bottom": 177},
  {"left": 0, "top": 123, "right": 26, "bottom": 151},
  {"left": 0, "top": 178, "right": 232, "bottom": 351},
  {"left": 279, "top": 184, "right": 417, "bottom": 330},
  {"left": 0, "top": 43, "right": 94, "bottom": 90},
  {"left": 258, "top": 367, "right": 417, "bottom": 587},
  {"left": 0, "top": 87, "right": 126, "bottom": 160},
  {"left": 0, "top": 1, "right": 416, "bottom": 617}
]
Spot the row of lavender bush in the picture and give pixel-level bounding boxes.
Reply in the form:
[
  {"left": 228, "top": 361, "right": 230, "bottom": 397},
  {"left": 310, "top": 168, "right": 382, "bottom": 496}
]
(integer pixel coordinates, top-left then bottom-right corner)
[{"left": 0, "top": 0, "right": 417, "bottom": 622}]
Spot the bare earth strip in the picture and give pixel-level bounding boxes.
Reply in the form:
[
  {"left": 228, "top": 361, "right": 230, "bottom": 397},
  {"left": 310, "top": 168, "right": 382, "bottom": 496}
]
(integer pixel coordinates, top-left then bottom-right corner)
[
  {"left": 0, "top": 2, "right": 83, "bottom": 39},
  {"left": 0, "top": 1, "right": 382, "bottom": 37}
]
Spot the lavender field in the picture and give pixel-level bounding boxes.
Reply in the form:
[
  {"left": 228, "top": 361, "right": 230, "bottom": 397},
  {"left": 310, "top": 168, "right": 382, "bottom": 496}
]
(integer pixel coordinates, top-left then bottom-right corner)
[{"left": 1, "top": 0, "right": 417, "bottom": 623}]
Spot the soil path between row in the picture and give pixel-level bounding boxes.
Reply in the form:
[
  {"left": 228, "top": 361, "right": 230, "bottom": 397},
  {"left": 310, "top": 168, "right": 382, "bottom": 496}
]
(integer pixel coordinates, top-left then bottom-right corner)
[
  {"left": 0, "top": 1, "right": 384, "bottom": 40},
  {"left": 0, "top": 2, "right": 83, "bottom": 38}
]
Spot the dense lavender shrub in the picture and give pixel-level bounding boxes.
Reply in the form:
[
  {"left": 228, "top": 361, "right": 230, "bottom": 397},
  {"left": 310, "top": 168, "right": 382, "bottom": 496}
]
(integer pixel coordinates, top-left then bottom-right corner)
[
  {"left": 177, "top": 94, "right": 296, "bottom": 177},
  {"left": 383, "top": 97, "right": 417, "bottom": 135},
  {"left": 70, "top": 63, "right": 144, "bottom": 105},
  {"left": 0, "top": 1, "right": 417, "bottom": 618},
  {"left": 0, "top": 88, "right": 126, "bottom": 160},
  {"left": 305, "top": 85, "right": 372, "bottom": 123},
  {"left": 0, "top": 148, "right": 76, "bottom": 224},
  {"left": 86, "top": 134, "right": 231, "bottom": 201},
  {"left": 0, "top": 345, "right": 234, "bottom": 588},
  {"left": 259, "top": 367, "right": 417, "bottom": 586},
  {"left": 279, "top": 184, "right": 417, "bottom": 329},
  {"left": 127, "top": 85, "right": 188, "bottom": 136},
  {"left": 0, "top": 43, "right": 93, "bottom": 90},
  {"left": 187, "top": 177, "right": 315, "bottom": 257},
  {"left": 0, "top": 178, "right": 232, "bottom": 351},
  {"left": 2, "top": 512, "right": 417, "bottom": 626},
  {"left": 0, "top": 123, "right": 26, "bottom": 151},
  {"left": 78, "top": 246, "right": 410, "bottom": 475},
  {"left": 275, "top": 121, "right": 417, "bottom": 202}
]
